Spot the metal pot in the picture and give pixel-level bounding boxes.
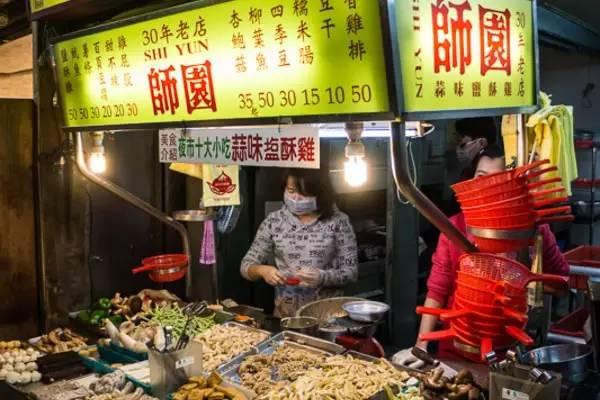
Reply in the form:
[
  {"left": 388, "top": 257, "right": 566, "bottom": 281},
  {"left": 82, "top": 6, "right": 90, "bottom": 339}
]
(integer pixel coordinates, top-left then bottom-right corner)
[
  {"left": 296, "top": 297, "right": 364, "bottom": 341},
  {"left": 523, "top": 344, "right": 594, "bottom": 383},
  {"left": 280, "top": 317, "right": 319, "bottom": 336}
]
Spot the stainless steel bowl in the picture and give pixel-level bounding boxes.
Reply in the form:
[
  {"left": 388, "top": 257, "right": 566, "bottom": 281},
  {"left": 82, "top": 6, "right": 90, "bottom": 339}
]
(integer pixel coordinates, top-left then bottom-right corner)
[
  {"left": 280, "top": 317, "right": 319, "bottom": 336},
  {"left": 296, "top": 297, "right": 363, "bottom": 321},
  {"left": 342, "top": 301, "right": 390, "bottom": 323},
  {"left": 523, "top": 344, "right": 594, "bottom": 383}
]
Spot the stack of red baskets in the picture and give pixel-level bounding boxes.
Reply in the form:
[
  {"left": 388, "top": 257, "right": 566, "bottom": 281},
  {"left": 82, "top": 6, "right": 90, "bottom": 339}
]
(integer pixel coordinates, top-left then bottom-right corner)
[
  {"left": 452, "top": 159, "right": 573, "bottom": 253},
  {"left": 418, "top": 254, "right": 568, "bottom": 362}
]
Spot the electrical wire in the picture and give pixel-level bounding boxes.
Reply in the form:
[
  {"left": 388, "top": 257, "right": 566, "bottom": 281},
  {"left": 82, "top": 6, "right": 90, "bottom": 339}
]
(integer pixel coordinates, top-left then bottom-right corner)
[{"left": 396, "top": 139, "right": 418, "bottom": 205}]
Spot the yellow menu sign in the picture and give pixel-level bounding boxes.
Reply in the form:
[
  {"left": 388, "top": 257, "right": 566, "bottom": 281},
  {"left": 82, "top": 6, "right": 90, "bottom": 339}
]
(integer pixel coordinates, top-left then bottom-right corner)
[
  {"left": 30, "top": 0, "right": 70, "bottom": 13},
  {"left": 54, "top": 0, "right": 391, "bottom": 129},
  {"left": 395, "top": 0, "right": 536, "bottom": 116}
]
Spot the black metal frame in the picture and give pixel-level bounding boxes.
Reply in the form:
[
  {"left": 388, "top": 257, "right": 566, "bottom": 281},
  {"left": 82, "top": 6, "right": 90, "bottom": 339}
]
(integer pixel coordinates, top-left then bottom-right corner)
[
  {"left": 49, "top": 0, "right": 398, "bottom": 132},
  {"left": 386, "top": 0, "right": 541, "bottom": 121}
]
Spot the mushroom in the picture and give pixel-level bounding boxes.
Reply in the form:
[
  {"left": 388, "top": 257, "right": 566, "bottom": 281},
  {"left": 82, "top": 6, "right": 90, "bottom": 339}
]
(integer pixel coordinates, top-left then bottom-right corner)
[
  {"left": 448, "top": 384, "right": 474, "bottom": 400},
  {"left": 455, "top": 369, "right": 474, "bottom": 385},
  {"left": 47, "top": 330, "right": 62, "bottom": 345},
  {"left": 423, "top": 368, "right": 445, "bottom": 390}
]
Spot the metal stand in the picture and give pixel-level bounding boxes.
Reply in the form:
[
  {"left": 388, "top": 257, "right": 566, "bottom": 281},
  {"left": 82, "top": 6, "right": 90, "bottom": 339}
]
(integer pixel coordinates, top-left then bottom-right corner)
[
  {"left": 590, "top": 145, "right": 596, "bottom": 244},
  {"left": 74, "top": 132, "right": 193, "bottom": 297},
  {"left": 173, "top": 209, "right": 219, "bottom": 302}
]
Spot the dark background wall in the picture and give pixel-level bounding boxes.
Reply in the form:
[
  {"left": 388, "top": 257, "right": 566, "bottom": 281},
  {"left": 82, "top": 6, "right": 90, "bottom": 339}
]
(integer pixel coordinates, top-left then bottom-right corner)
[{"left": 0, "top": 99, "right": 38, "bottom": 338}]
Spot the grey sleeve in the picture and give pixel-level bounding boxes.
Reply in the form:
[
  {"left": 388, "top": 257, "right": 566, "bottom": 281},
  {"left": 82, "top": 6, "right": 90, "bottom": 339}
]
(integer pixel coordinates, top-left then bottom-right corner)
[
  {"left": 240, "top": 217, "right": 274, "bottom": 280},
  {"left": 321, "top": 215, "right": 359, "bottom": 287}
]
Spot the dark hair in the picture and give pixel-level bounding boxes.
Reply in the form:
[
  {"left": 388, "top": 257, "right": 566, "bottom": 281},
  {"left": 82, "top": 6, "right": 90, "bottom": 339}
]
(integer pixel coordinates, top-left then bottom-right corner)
[
  {"left": 282, "top": 168, "right": 335, "bottom": 219},
  {"left": 470, "top": 144, "right": 505, "bottom": 172},
  {"left": 455, "top": 117, "right": 498, "bottom": 145}
]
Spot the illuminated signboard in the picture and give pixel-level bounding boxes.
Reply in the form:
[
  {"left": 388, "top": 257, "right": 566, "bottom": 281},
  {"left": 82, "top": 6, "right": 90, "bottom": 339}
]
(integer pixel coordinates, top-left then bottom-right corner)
[
  {"left": 159, "top": 126, "right": 320, "bottom": 168},
  {"left": 29, "top": 0, "right": 70, "bottom": 13},
  {"left": 53, "top": 0, "right": 392, "bottom": 130},
  {"left": 394, "top": 0, "right": 537, "bottom": 118}
]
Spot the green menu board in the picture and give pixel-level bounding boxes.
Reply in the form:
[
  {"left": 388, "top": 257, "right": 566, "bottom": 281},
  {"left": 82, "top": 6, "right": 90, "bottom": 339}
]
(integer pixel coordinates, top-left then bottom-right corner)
[
  {"left": 395, "top": 0, "right": 537, "bottom": 118},
  {"left": 54, "top": 0, "right": 392, "bottom": 129}
]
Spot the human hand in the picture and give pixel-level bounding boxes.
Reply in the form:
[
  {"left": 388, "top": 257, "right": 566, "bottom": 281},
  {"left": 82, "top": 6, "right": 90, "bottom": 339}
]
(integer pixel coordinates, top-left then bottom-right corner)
[
  {"left": 258, "top": 266, "right": 285, "bottom": 286},
  {"left": 296, "top": 268, "right": 322, "bottom": 288}
]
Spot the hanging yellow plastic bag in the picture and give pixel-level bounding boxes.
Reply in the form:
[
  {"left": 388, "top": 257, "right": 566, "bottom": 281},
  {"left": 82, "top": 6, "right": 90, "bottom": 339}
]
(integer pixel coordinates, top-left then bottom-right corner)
[{"left": 202, "top": 164, "right": 240, "bottom": 207}]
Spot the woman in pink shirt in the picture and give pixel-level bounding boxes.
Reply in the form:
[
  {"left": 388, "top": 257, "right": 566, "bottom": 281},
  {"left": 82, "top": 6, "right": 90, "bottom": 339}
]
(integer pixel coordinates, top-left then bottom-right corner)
[{"left": 393, "top": 146, "right": 569, "bottom": 367}]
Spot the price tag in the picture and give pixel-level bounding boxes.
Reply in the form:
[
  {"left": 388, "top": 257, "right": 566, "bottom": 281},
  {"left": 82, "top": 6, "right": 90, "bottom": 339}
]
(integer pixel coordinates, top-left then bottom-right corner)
[
  {"left": 175, "top": 356, "right": 194, "bottom": 370},
  {"left": 502, "top": 388, "right": 530, "bottom": 400}
]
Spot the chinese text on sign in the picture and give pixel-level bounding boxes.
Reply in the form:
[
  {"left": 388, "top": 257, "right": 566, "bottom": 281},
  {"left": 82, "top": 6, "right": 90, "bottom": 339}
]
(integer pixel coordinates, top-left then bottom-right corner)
[
  {"left": 54, "top": 0, "right": 390, "bottom": 129},
  {"left": 395, "top": 0, "right": 536, "bottom": 114}
]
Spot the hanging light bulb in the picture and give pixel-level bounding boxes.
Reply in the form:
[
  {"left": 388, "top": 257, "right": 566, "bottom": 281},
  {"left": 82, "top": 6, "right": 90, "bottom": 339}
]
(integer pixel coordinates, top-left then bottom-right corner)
[
  {"left": 88, "top": 132, "right": 106, "bottom": 174},
  {"left": 344, "top": 122, "right": 367, "bottom": 187}
]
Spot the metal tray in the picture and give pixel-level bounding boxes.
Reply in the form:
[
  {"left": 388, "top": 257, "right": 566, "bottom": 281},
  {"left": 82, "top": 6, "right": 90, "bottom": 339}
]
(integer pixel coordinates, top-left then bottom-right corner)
[
  {"left": 199, "top": 321, "right": 272, "bottom": 373},
  {"left": 218, "top": 321, "right": 272, "bottom": 340},
  {"left": 260, "top": 331, "right": 345, "bottom": 355},
  {"left": 217, "top": 330, "right": 344, "bottom": 387}
]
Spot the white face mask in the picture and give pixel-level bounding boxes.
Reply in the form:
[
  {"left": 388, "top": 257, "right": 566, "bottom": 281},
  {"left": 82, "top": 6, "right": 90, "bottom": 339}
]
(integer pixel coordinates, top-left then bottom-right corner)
[{"left": 284, "top": 192, "right": 318, "bottom": 216}]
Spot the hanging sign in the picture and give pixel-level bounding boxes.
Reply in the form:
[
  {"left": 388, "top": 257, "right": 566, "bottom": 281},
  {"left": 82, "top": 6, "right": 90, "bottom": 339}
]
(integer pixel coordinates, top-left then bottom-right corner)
[
  {"left": 158, "top": 126, "right": 320, "bottom": 169},
  {"left": 53, "top": 0, "right": 391, "bottom": 130},
  {"left": 202, "top": 165, "right": 241, "bottom": 207},
  {"left": 395, "top": 0, "right": 537, "bottom": 118}
]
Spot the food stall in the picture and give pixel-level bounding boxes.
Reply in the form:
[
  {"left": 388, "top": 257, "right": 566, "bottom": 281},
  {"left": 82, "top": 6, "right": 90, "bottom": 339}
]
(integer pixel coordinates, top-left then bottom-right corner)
[{"left": 3, "top": 0, "right": 595, "bottom": 399}]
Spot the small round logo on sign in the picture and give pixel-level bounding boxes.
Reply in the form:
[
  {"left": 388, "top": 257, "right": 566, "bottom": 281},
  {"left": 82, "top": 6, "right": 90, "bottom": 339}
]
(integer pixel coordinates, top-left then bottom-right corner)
[{"left": 207, "top": 171, "right": 237, "bottom": 195}]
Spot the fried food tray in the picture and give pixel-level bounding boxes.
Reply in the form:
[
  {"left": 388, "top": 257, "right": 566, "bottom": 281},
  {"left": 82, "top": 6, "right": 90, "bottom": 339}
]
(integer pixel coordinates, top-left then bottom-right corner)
[
  {"left": 197, "top": 321, "right": 272, "bottom": 374},
  {"left": 217, "top": 330, "right": 344, "bottom": 387}
]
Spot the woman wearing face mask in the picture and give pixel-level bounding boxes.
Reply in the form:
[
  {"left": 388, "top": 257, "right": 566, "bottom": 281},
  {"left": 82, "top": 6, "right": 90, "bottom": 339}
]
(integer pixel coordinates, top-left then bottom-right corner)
[
  {"left": 240, "top": 168, "right": 359, "bottom": 317},
  {"left": 454, "top": 117, "right": 498, "bottom": 180},
  {"left": 393, "top": 145, "right": 569, "bottom": 367}
]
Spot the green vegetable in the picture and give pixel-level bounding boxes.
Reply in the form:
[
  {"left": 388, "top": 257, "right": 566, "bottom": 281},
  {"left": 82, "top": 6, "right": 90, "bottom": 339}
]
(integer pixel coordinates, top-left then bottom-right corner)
[
  {"left": 95, "top": 297, "right": 112, "bottom": 310},
  {"left": 149, "top": 303, "right": 215, "bottom": 339},
  {"left": 78, "top": 310, "right": 92, "bottom": 324},
  {"left": 109, "top": 314, "right": 124, "bottom": 326},
  {"left": 90, "top": 310, "right": 109, "bottom": 326}
]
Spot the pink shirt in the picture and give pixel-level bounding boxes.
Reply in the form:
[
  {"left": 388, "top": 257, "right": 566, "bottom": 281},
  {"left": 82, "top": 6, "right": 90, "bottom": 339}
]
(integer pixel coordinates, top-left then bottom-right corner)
[{"left": 426, "top": 213, "right": 569, "bottom": 307}]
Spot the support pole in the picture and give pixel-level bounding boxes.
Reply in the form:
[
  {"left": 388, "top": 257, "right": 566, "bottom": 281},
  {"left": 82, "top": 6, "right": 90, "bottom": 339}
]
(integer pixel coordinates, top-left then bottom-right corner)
[{"left": 74, "top": 132, "right": 193, "bottom": 297}]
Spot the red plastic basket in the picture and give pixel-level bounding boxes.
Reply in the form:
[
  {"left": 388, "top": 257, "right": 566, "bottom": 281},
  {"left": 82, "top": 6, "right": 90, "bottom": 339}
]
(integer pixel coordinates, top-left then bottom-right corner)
[
  {"left": 132, "top": 253, "right": 189, "bottom": 283},
  {"left": 465, "top": 206, "right": 572, "bottom": 229},
  {"left": 452, "top": 160, "right": 550, "bottom": 195},
  {"left": 457, "top": 271, "right": 529, "bottom": 299},
  {"left": 459, "top": 253, "right": 569, "bottom": 290},
  {"left": 453, "top": 295, "right": 528, "bottom": 323},
  {"left": 457, "top": 178, "right": 564, "bottom": 208},
  {"left": 462, "top": 192, "right": 569, "bottom": 219}
]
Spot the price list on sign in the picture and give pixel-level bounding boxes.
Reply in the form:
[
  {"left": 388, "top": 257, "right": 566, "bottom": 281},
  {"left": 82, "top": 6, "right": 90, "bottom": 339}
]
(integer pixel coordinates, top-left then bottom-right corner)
[
  {"left": 395, "top": 0, "right": 536, "bottom": 115},
  {"left": 159, "top": 126, "right": 320, "bottom": 169},
  {"left": 53, "top": 0, "right": 391, "bottom": 129}
]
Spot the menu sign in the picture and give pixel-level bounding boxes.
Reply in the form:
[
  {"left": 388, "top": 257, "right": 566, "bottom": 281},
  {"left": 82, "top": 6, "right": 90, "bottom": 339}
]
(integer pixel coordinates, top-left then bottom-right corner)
[
  {"left": 395, "top": 0, "right": 536, "bottom": 116},
  {"left": 53, "top": 0, "right": 391, "bottom": 129},
  {"left": 30, "top": 0, "right": 70, "bottom": 13},
  {"left": 158, "top": 126, "right": 320, "bottom": 169}
]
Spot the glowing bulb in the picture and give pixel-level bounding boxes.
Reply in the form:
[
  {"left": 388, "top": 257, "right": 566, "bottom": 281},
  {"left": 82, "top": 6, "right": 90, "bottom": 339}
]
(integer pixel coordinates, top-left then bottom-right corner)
[
  {"left": 344, "top": 156, "right": 367, "bottom": 187},
  {"left": 89, "top": 152, "right": 106, "bottom": 174}
]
